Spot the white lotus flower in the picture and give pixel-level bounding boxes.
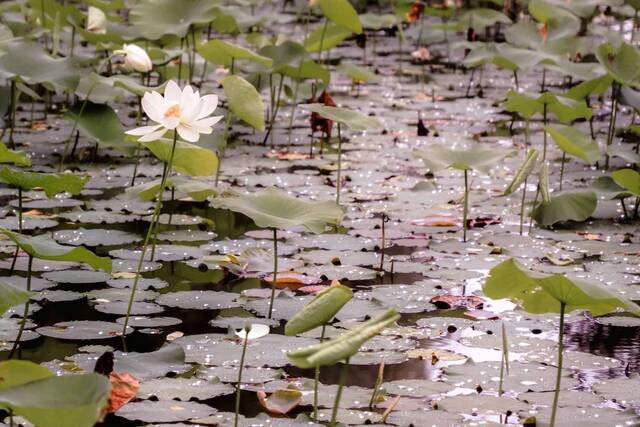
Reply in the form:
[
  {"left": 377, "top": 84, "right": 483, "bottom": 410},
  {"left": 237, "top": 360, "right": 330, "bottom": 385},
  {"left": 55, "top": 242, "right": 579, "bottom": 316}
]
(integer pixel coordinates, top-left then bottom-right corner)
[
  {"left": 116, "top": 44, "right": 153, "bottom": 73},
  {"left": 125, "top": 80, "right": 223, "bottom": 143},
  {"left": 234, "top": 323, "right": 270, "bottom": 341},
  {"left": 86, "top": 6, "right": 106, "bottom": 34}
]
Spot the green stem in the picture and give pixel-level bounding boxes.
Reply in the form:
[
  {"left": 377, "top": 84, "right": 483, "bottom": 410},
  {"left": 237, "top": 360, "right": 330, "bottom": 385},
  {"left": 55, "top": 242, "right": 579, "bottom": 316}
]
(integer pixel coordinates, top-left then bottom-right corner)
[
  {"left": 330, "top": 358, "right": 349, "bottom": 427},
  {"left": 17, "top": 188, "right": 22, "bottom": 233},
  {"left": 318, "top": 19, "right": 329, "bottom": 63},
  {"left": 7, "top": 80, "right": 16, "bottom": 149},
  {"left": 542, "top": 104, "right": 548, "bottom": 161},
  {"left": 519, "top": 178, "right": 527, "bottom": 236},
  {"left": 8, "top": 255, "right": 32, "bottom": 359},
  {"left": 336, "top": 123, "right": 342, "bottom": 205},
  {"left": 150, "top": 162, "right": 169, "bottom": 261},
  {"left": 605, "top": 83, "right": 620, "bottom": 170},
  {"left": 287, "top": 66, "right": 303, "bottom": 146},
  {"left": 267, "top": 228, "right": 278, "bottom": 319},
  {"left": 559, "top": 152, "right": 566, "bottom": 191},
  {"left": 463, "top": 169, "right": 469, "bottom": 242},
  {"left": 234, "top": 335, "right": 249, "bottom": 427},
  {"left": 549, "top": 303, "right": 566, "bottom": 427},
  {"left": 121, "top": 132, "right": 179, "bottom": 341},
  {"left": 313, "top": 324, "right": 326, "bottom": 421},
  {"left": 59, "top": 85, "right": 95, "bottom": 172}
]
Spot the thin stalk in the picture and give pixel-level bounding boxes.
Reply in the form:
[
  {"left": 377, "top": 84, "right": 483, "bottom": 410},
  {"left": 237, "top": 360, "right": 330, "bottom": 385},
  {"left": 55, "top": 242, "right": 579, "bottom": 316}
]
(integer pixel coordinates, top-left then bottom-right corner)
[
  {"left": 463, "top": 169, "right": 469, "bottom": 242},
  {"left": 379, "top": 213, "right": 387, "bottom": 271},
  {"left": 287, "top": 65, "right": 304, "bottom": 146},
  {"left": 215, "top": 114, "right": 232, "bottom": 187},
  {"left": 542, "top": 104, "right": 548, "bottom": 161},
  {"left": 634, "top": 197, "right": 639, "bottom": 219},
  {"left": 149, "top": 162, "right": 169, "bottom": 261},
  {"left": 605, "top": 83, "right": 620, "bottom": 169},
  {"left": 336, "top": 123, "right": 343, "bottom": 205},
  {"left": 130, "top": 144, "right": 141, "bottom": 187},
  {"left": 59, "top": 85, "right": 95, "bottom": 171},
  {"left": 267, "top": 228, "right": 278, "bottom": 319},
  {"left": 621, "top": 198, "right": 629, "bottom": 220},
  {"left": 8, "top": 255, "right": 33, "bottom": 359},
  {"left": 9, "top": 189, "right": 23, "bottom": 274},
  {"left": 317, "top": 19, "right": 329, "bottom": 63},
  {"left": 519, "top": 179, "right": 527, "bottom": 235},
  {"left": 262, "top": 74, "right": 284, "bottom": 147},
  {"left": 330, "top": 358, "right": 349, "bottom": 427},
  {"left": 121, "top": 132, "right": 179, "bottom": 340},
  {"left": 177, "top": 37, "right": 185, "bottom": 86},
  {"left": 559, "top": 152, "right": 566, "bottom": 191},
  {"left": 7, "top": 80, "right": 16, "bottom": 148},
  {"left": 529, "top": 182, "right": 541, "bottom": 234},
  {"left": 513, "top": 70, "right": 519, "bottom": 90},
  {"left": 313, "top": 324, "right": 326, "bottom": 421},
  {"left": 549, "top": 303, "right": 566, "bottom": 427},
  {"left": 234, "top": 335, "right": 249, "bottom": 427}
]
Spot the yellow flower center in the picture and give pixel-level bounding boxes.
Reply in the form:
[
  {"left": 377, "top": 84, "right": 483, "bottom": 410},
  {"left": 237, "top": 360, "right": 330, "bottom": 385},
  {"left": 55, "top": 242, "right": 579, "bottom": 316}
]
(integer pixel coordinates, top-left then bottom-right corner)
[{"left": 164, "top": 104, "right": 181, "bottom": 119}]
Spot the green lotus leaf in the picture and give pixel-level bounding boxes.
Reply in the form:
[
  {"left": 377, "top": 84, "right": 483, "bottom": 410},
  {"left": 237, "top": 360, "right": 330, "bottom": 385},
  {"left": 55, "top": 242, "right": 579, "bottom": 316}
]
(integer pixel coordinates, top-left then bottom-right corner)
[
  {"left": 596, "top": 42, "right": 640, "bottom": 87},
  {"left": 484, "top": 258, "right": 640, "bottom": 316},
  {"left": 359, "top": 13, "right": 397, "bottom": 30},
  {"left": 504, "top": 91, "right": 543, "bottom": 120},
  {"left": 287, "top": 308, "right": 400, "bottom": 368},
  {"left": 503, "top": 149, "right": 539, "bottom": 196},
  {"left": 130, "top": 0, "right": 218, "bottom": 40},
  {"left": 531, "top": 190, "right": 597, "bottom": 227},
  {"left": 285, "top": 282, "right": 353, "bottom": 336},
  {"left": 210, "top": 187, "right": 344, "bottom": 233},
  {"left": 463, "top": 43, "right": 554, "bottom": 72},
  {"left": 0, "top": 373, "right": 111, "bottom": 427},
  {"left": 0, "top": 361, "right": 53, "bottom": 391},
  {"left": 197, "top": 39, "right": 273, "bottom": 69},
  {"left": 612, "top": 168, "right": 640, "bottom": 196},
  {"left": 0, "top": 143, "right": 31, "bottom": 167},
  {"left": 75, "top": 73, "right": 167, "bottom": 103},
  {"left": 319, "top": 0, "right": 362, "bottom": 34},
  {"left": 414, "top": 145, "right": 514, "bottom": 174},
  {"left": 0, "top": 42, "right": 77, "bottom": 90},
  {"left": 545, "top": 125, "right": 600, "bottom": 164},
  {"left": 0, "top": 167, "right": 89, "bottom": 197},
  {"left": 565, "top": 75, "right": 613, "bottom": 100},
  {"left": 537, "top": 92, "right": 592, "bottom": 123},
  {"left": 142, "top": 138, "right": 219, "bottom": 177},
  {"left": 591, "top": 176, "right": 632, "bottom": 200},
  {"left": 0, "top": 282, "right": 31, "bottom": 316},
  {"left": 126, "top": 177, "right": 217, "bottom": 202},
  {"left": 222, "top": 75, "right": 265, "bottom": 131},
  {"left": 66, "top": 101, "right": 136, "bottom": 155},
  {"left": 459, "top": 8, "right": 511, "bottom": 29},
  {"left": 0, "top": 229, "right": 112, "bottom": 272},
  {"left": 337, "top": 63, "right": 378, "bottom": 83},
  {"left": 304, "top": 23, "right": 352, "bottom": 53},
  {"left": 302, "top": 104, "right": 381, "bottom": 131},
  {"left": 278, "top": 60, "right": 330, "bottom": 85},
  {"left": 260, "top": 41, "right": 307, "bottom": 69}
]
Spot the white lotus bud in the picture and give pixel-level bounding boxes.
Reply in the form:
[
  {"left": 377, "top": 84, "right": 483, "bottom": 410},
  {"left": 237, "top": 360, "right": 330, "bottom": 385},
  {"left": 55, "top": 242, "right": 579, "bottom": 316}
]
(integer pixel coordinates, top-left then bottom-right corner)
[
  {"left": 86, "top": 6, "right": 106, "bottom": 34},
  {"left": 119, "top": 44, "right": 153, "bottom": 73}
]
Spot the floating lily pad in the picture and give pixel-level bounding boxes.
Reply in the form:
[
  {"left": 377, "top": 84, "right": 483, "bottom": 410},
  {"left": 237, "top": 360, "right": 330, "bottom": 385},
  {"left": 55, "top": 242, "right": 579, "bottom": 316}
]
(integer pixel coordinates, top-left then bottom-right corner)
[
  {"left": 137, "top": 377, "right": 234, "bottom": 401},
  {"left": 197, "top": 365, "right": 282, "bottom": 384},
  {"left": 41, "top": 270, "right": 110, "bottom": 285},
  {"left": 157, "top": 291, "right": 240, "bottom": 310},
  {"left": 36, "top": 321, "right": 132, "bottom": 340},
  {"left": 116, "top": 400, "right": 217, "bottom": 423},
  {"left": 54, "top": 228, "right": 139, "bottom": 247}
]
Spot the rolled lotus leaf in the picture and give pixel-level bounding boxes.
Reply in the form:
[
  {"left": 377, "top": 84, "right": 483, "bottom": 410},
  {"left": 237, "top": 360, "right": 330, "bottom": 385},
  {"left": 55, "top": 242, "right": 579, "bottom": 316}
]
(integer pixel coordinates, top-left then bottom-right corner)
[
  {"left": 285, "top": 281, "right": 353, "bottom": 336},
  {"left": 503, "top": 149, "right": 538, "bottom": 196},
  {"left": 287, "top": 308, "right": 400, "bottom": 368}
]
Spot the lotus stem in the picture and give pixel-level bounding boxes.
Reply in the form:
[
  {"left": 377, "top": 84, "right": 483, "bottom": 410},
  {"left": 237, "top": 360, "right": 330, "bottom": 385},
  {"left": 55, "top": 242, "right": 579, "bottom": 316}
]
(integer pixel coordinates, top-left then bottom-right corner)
[
  {"left": 379, "top": 213, "right": 388, "bottom": 271},
  {"left": 463, "top": 169, "right": 469, "bottom": 242},
  {"left": 621, "top": 198, "right": 629, "bottom": 220},
  {"left": 559, "top": 152, "right": 566, "bottom": 191},
  {"left": 150, "top": 162, "right": 169, "bottom": 261},
  {"left": 519, "top": 178, "right": 527, "bottom": 236},
  {"left": 369, "top": 359, "right": 385, "bottom": 408},
  {"left": 262, "top": 74, "right": 284, "bottom": 147},
  {"left": 465, "top": 68, "right": 476, "bottom": 97},
  {"left": 336, "top": 123, "right": 343, "bottom": 205},
  {"left": 9, "top": 188, "right": 23, "bottom": 275},
  {"left": 528, "top": 182, "right": 540, "bottom": 234},
  {"left": 550, "top": 302, "right": 566, "bottom": 427},
  {"left": 513, "top": 71, "right": 519, "bottom": 90},
  {"left": 605, "top": 82, "right": 620, "bottom": 170},
  {"left": 267, "top": 228, "right": 278, "bottom": 319},
  {"left": 286, "top": 67, "right": 303, "bottom": 147},
  {"left": 313, "top": 324, "right": 326, "bottom": 421},
  {"left": 121, "top": 132, "right": 179, "bottom": 343},
  {"left": 8, "top": 255, "right": 32, "bottom": 359},
  {"left": 318, "top": 19, "right": 329, "bottom": 63},
  {"left": 330, "top": 358, "right": 349, "bottom": 427},
  {"left": 7, "top": 80, "right": 16, "bottom": 148},
  {"left": 498, "top": 322, "right": 509, "bottom": 396},
  {"left": 542, "top": 104, "right": 548, "bottom": 161},
  {"left": 130, "top": 143, "right": 141, "bottom": 187},
  {"left": 234, "top": 334, "right": 249, "bottom": 427},
  {"left": 59, "top": 84, "right": 96, "bottom": 172},
  {"left": 177, "top": 37, "right": 185, "bottom": 86}
]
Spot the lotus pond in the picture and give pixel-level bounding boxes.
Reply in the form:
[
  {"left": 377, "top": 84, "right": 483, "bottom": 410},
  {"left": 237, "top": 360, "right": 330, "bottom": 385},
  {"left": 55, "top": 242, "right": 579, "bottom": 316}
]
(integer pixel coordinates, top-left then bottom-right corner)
[{"left": 0, "top": 0, "right": 640, "bottom": 426}]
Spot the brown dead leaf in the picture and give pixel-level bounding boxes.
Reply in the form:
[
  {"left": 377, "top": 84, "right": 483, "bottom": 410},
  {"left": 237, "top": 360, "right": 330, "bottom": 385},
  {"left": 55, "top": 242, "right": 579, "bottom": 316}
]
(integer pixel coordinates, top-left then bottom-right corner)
[
  {"left": 106, "top": 372, "right": 139, "bottom": 413},
  {"left": 257, "top": 388, "right": 302, "bottom": 415}
]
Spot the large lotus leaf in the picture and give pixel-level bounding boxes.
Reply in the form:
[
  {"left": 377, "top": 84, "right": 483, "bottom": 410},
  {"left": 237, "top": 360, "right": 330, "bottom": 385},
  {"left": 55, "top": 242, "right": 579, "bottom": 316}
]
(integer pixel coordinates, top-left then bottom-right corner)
[
  {"left": 565, "top": 75, "right": 613, "bottom": 100},
  {"left": 222, "top": 75, "right": 265, "bottom": 131},
  {"left": 66, "top": 102, "right": 135, "bottom": 155},
  {"left": 0, "top": 42, "right": 77, "bottom": 89},
  {"left": 359, "top": 13, "right": 397, "bottom": 30},
  {"left": 126, "top": 177, "right": 217, "bottom": 202},
  {"left": 531, "top": 190, "right": 597, "bottom": 227},
  {"left": 0, "top": 143, "right": 30, "bottom": 167},
  {"left": 319, "top": 0, "right": 362, "bottom": 34},
  {"left": 0, "top": 229, "right": 112, "bottom": 273},
  {"left": 504, "top": 91, "right": 543, "bottom": 119},
  {"left": 538, "top": 93, "right": 592, "bottom": 123},
  {"left": 612, "top": 169, "right": 640, "bottom": 196},
  {"left": 210, "top": 187, "right": 344, "bottom": 233},
  {"left": 302, "top": 104, "right": 381, "bottom": 131},
  {"left": 197, "top": 39, "right": 273, "bottom": 68},
  {"left": 459, "top": 8, "right": 511, "bottom": 28},
  {"left": 130, "top": 0, "right": 218, "bottom": 40},
  {"left": 75, "top": 73, "right": 167, "bottom": 103},
  {"left": 0, "top": 282, "right": 31, "bottom": 316},
  {"left": 484, "top": 258, "right": 640, "bottom": 316},
  {"left": 545, "top": 125, "right": 600, "bottom": 164},
  {"left": 337, "top": 63, "right": 377, "bottom": 83},
  {"left": 304, "top": 23, "right": 352, "bottom": 53},
  {"left": 0, "top": 167, "right": 89, "bottom": 197},
  {"left": 463, "top": 43, "right": 553, "bottom": 72},
  {"left": 591, "top": 176, "right": 632, "bottom": 200},
  {"left": 0, "top": 361, "right": 53, "bottom": 391},
  {"left": 287, "top": 309, "right": 400, "bottom": 368},
  {"left": 260, "top": 41, "right": 307, "bottom": 69},
  {"left": 285, "top": 282, "right": 353, "bottom": 336},
  {"left": 506, "top": 21, "right": 586, "bottom": 55},
  {"left": 596, "top": 42, "right": 640, "bottom": 87},
  {"left": 0, "top": 373, "right": 111, "bottom": 427},
  {"left": 142, "top": 138, "right": 219, "bottom": 177},
  {"left": 279, "top": 60, "right": 330, "bottom": 85},
  {"left": 503, "top": 149, "right": 539, "bottom": 196},
  {"left": 414, "top": 145, "right": 513, "bottom": 174}
]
